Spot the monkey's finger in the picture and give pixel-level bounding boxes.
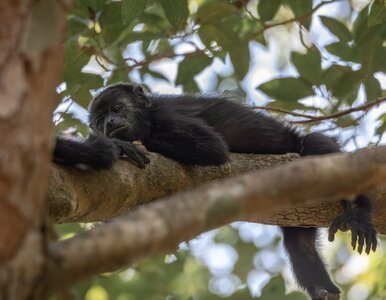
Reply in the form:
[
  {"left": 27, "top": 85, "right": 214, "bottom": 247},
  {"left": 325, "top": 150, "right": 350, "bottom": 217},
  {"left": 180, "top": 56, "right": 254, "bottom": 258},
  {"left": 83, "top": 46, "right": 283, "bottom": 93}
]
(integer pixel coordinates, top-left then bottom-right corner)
[
  {"left": 121, "top": 144, "right": 150, "bottom": 167},
  {"left": 357, "top": 231, "right": 365, "bottom": 254},
  {"left": 372, "top": 232, "right": 378, "bottom": 252},
  {"left": 120, "top": 146, "right": 147, "bottom": 168},
  {"left": 138, "top": 149, "right": 150, "bottom": 164},
  {"left": 365, "top": 233, "right": 372, "bottom": 255},
  {"left": 328, "top": 220, "right": 340, "bottom": 242},
  {"left": 134, "top": 151, "right": 150, "bottom": 165},
  {"left": 351, "top": 228, "right": 358, "bottom": 250}
]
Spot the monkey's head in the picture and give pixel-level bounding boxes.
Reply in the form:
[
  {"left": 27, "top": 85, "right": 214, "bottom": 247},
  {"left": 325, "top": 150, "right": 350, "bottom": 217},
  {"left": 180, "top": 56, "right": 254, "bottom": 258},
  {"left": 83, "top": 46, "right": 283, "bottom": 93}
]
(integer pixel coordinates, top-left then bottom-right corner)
[{"left": 89, "top": 83, "right": 152, "bottom": 142}]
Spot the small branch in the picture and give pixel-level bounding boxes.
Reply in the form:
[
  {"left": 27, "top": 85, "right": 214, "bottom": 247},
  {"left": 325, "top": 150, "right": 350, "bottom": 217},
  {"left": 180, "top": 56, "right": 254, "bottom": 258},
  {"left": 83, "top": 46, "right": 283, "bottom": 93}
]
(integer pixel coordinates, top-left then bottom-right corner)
[
  {"left": 253, "top": 96, "right": 386, "bottom": 124},
  {"left": 45, "top": 146, "right": 386, "bottom": 292},
  {"left": 251, "top": 105, "right": 321, "bottom": 120},
  {"left": 291, "top": 96, "right": 386, "bottom": 124}
]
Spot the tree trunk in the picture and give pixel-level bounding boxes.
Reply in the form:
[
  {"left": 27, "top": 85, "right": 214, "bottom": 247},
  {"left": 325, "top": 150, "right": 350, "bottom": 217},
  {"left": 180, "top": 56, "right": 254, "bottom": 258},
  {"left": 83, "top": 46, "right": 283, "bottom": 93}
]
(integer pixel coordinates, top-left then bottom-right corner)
[{"left": 0, "top": 1, "right": 67, "bottom": 299}]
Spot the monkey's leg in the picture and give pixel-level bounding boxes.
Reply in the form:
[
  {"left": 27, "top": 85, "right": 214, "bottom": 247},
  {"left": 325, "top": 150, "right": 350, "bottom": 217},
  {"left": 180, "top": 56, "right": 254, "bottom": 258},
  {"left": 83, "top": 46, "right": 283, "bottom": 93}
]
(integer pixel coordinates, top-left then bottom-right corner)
[
  {"left": 299, "top": 133, "right": 378, "bottom": 254},
  {"left": 282, "top": 227, "right": 341, "bottom": 300},
  {"left": 328, "top": 195, "right": 377, "bottom": 255},
  {"left": 144, "top": 115, "right": 229, "bottom": 166}
]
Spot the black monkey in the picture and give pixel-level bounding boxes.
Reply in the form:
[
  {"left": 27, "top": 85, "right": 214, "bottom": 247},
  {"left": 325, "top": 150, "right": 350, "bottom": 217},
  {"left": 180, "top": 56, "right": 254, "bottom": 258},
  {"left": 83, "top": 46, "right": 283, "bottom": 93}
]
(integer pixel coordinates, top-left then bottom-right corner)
[
  {"left": 53, "top": 134, "right": 149, "bottom": 169},
  {"left": 89, "top": 83, "right": 377, "bottom": 300}
]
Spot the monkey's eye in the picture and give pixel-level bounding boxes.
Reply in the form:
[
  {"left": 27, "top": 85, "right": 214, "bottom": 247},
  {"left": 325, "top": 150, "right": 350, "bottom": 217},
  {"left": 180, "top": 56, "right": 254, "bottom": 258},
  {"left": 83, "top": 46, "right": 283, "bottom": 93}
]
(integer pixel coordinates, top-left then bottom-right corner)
[{"left": 111, "top": 106, "right": 122, "bottom": 113}]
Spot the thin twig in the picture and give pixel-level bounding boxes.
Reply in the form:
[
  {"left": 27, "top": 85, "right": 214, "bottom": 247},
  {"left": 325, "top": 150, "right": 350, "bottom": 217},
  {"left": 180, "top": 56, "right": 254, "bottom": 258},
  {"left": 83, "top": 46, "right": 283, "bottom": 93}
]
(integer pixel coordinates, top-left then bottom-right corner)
[
  {"left": 95, "top": 56, "right": 109, "bottom": 72},
  {"left": 253, "top": 96, "right": 386, "bottom": 124},
  {"left": 291, "top": 96, "right": 386, "bottom": 124},
  {"left": 251, "top": 105, "right": 320, "bottom": 119}
]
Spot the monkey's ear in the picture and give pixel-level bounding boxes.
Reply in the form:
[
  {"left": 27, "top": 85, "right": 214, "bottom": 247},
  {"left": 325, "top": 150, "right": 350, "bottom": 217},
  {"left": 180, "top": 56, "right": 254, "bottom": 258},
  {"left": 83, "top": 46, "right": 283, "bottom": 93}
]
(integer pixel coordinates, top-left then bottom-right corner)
[{"left": 133, "top": 84, "right": 152, "bottom": 107}]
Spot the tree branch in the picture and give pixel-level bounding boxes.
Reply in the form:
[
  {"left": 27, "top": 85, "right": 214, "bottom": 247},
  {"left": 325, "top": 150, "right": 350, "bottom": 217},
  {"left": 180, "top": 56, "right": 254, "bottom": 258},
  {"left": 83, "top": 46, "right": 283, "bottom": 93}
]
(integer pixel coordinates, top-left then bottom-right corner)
[
  {"left": 45, "top": 146, "right": 386, "bottom": 293},
  {"left": 48, "top": 152, "right": 299, "bottom": 223},
  {"left": 252, "top": 96, "right": 386, "bottom": 124}
]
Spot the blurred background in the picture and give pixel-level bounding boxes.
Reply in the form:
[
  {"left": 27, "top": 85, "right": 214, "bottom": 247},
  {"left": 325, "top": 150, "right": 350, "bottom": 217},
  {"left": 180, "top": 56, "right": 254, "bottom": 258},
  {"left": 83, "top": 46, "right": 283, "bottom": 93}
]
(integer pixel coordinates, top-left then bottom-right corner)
[{"left": 54, "top": 0, "right": 386, "bottom": 299}]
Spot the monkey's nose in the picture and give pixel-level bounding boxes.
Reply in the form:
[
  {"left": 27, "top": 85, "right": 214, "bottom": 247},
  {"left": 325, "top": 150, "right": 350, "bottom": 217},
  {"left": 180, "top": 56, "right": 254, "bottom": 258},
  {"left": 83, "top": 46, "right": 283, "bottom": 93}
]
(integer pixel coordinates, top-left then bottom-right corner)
[{"left": 104, "top": 120, "right": 115, "bottom": 136}]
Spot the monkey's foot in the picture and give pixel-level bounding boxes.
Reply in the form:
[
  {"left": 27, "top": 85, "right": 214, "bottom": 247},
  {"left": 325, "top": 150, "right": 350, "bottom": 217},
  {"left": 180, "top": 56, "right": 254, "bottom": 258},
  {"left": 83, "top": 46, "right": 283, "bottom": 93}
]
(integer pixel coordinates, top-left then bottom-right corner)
[
  {"left": 312, "top": 288, "right": 340, "bottom": 300},
  {"left": 328, "top": 206, "right": 377, "bottom": 255}
]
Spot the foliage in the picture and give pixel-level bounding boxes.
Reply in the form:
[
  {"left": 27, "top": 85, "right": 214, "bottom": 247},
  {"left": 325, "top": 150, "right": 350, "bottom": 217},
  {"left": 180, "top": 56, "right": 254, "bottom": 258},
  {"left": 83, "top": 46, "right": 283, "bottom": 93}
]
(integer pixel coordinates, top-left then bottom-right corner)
[{"left": 55, "top": 0, "right": 386, "bottom": 299}]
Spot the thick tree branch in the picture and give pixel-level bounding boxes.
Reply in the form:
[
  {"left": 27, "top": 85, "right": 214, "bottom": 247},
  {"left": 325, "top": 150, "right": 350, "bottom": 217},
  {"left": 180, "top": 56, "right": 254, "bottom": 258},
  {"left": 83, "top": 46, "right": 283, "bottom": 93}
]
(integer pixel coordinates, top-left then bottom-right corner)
[
  {"left": 45, "top": 146, "right": 386, "bottom": 293},
  {"left": 48, "top": 152, "right": 299, "bottom": 223}
]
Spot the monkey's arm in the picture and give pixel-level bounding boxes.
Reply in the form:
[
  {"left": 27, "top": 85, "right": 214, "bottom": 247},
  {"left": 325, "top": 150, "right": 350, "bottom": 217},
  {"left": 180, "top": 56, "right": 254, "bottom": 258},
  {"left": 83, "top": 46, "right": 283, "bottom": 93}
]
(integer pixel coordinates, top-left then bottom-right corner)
[
  {"left": 54, "top": 135, "right": 149, "bottom": 169},
  {"left": 144, "top": 115, "right": 229, "bottom": 165}
]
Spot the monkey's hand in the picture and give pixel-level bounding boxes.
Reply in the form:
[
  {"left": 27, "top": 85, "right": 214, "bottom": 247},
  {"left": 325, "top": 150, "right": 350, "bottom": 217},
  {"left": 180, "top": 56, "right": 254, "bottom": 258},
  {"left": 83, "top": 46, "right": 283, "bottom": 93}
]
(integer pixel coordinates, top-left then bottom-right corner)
[
  {"left": 328, "top": 197, "right": 377, "bottom": 255},
  {"left": 111, "top": 138, "right": 150, "bottom": 168},
  {"left": 312, "top": 288, "right": 340, "bottom": 300}
]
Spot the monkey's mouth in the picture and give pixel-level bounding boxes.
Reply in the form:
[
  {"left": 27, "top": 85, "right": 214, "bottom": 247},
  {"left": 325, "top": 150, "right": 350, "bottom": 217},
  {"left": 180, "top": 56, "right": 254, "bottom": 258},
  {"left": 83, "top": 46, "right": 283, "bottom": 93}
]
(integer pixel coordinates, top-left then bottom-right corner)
[{"left": 108, "top": 125, "right": 134, "bottom": 141}]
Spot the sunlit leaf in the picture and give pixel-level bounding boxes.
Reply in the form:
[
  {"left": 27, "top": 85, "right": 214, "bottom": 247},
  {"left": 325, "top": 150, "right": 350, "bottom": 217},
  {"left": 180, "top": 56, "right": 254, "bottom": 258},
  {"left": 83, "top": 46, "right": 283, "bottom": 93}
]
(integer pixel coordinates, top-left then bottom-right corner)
[
  {"left": 258, "top": 77, "right": 314, "bottom": 101},
  {"left": 291, "top": 49, "right": 322, "bottom": 84},
  {"left": 284, "top": 0, "right": 312, "bottom": 29},
  {"left": 325, "top": 42, "right": 359, "bottom": 63},
  {"left": 159, "top": 0, "right": 188, "bottom": 28},
  {"left": 368, "top": 0, "right": 386, "bottom": 27},
  {"left": 258, "top": 0, "right": 281, "bottom": 22},
  {"left": 320, "top": 16, "right": 352, "bottom": 42},
  {"left": 99, "top": 2, "right": 124, "bottom": 45},
  {"left": 197, "top": 0, "right": 236, "bottom": 24},
  {"left": 176, "top": 55, "right": 213, "bottom": 86},
  {"left": 121, "top": 0, "right": 147, "bottom": 25},
  {"left": 364, "top": 76, "right": 382, "bottom": 102}
]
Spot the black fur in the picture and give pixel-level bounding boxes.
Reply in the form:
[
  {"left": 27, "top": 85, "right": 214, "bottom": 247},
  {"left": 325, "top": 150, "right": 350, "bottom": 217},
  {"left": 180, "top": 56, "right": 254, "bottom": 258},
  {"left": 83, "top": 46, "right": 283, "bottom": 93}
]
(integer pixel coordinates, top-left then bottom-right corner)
[
  {"left": 53, "top": 134, "right": 149, "bottom": 169},
  {"left": 89, "top": 83, "right": 377, "bottom": 299}
]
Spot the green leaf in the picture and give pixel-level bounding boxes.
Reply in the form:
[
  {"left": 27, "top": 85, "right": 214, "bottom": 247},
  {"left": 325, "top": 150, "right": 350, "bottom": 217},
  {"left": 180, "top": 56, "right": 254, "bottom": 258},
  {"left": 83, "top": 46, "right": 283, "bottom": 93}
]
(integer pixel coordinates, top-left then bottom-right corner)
[
  {"left": 159, "top": 0, "right": 188, "bottom": 28},
  {"left": 284, "top": 0, "right": 312, "bottom": 29},
  {"left": 196, "top": 0, "right": 236, "bottom": 24},
  {"left": 322, "top": 65, "right": 348, "bottom": 90},
  {"left": 320, "top": 16, "right": 352, "bottom": 42},
  {"left": 260, "top": 276, "right": 286, "bottom": 299},
  {"left": 325, "top": 42, "right": 359, "bottom": 63},
  {"left": 352, "top": 4, "right": 370, "bottom": 42},
  {"left": 322, "top": 66, "right": 362, "bottom": 103},
  {"left": 99, "top": 2, "right": 124, "bottom": 45},
  {"left": 121, "top": 0, "right": 147, "bottom": 25},
  {"left": 147, "top": 69, "right": 169, "bottom": 82},
  {"left": 258, "top": 77, "right": 314, "bottom": 101},
  {"left": 63, "top": 41, "right": 91, "bottom": 88},
  {"left": 176, "top": 55, "right": 213, "bottom": 86},
  {"left": 368, "top": 0, "right": 386, "bottom": 27},
  {"left": 291, "top": 49, "right": 322, "bottom": 84},
  {"left": 258, "top": 0, "right": 281, "bottom": 22},
  {"left": 199, "top": 20, "right": 250, "bottom": 79},
  {"left": 357, "top": 34, "right": 385, "bottom": 75},
  {"left": 364, "top": 76, "right": 382, "bottom": 102}
]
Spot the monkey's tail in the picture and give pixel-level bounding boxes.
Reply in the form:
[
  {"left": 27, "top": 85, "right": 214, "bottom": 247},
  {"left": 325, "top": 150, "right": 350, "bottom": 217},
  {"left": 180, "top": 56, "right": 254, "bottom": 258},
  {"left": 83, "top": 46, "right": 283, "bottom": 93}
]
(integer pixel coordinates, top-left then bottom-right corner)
[
  {"left": 53, "top": 135, "right": 117, "bottom": 170},
  {"left": 296, "top": 132, "right": 340, "bottom": 156},
  {"left": 284, "top": 132, "right": 341, "bottom": 298},
  {"left": 281, "top": 227, "right": 340, "bottom": 298}
]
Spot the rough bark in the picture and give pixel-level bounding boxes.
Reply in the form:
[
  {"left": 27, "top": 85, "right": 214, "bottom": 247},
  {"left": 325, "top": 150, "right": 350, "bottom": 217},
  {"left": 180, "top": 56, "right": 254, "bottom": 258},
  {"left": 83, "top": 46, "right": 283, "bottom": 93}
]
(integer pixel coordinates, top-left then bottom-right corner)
[
  {"left": 0, "top": 1, "right": 67, "bottom": 299},
  {"left": 48, "top": 152, "right": 299, "bottom": 223},
  {"left": 47, "top": 150, "right": 386, "bottom": 231},
  {"left": 44, "top": 146, "right": 386, "bottom": 292}
]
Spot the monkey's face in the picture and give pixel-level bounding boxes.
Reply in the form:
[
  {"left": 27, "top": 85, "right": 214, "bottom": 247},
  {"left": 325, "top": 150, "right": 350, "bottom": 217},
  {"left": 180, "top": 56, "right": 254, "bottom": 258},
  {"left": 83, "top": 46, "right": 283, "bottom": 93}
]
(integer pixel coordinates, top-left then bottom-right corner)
[{"left": 89, "top": 84, "right": 151, "bottom": 141}]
